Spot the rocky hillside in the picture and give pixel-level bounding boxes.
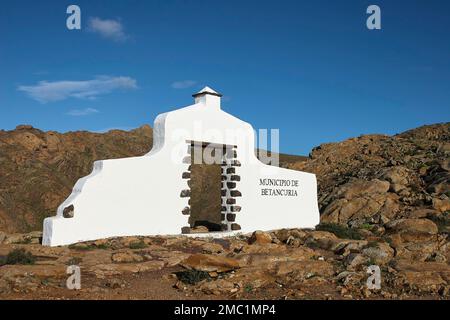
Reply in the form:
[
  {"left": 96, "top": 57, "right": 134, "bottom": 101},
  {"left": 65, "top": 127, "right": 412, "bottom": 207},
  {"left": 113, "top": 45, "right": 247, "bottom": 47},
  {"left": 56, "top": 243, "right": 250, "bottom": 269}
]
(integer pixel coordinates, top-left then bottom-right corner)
[
  {"left": 289, "top": 122, "right": 450, "bottom": 230},
  {"left": 0, "top": 125, "right": 153, "bottom": 233}
]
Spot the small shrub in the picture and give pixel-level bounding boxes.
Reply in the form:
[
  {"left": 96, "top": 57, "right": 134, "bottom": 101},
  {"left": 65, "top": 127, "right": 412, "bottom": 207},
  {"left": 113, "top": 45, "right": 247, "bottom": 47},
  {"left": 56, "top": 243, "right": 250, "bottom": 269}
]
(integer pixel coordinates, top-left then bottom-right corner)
[
  {"left": 1, "top": 248, "right": 36, "bottom": 265},
  {"left": 175, "top": 270, "right": 211, "bottom": 285},
  {"left": 316, "top": 223, "right": 363, "bottom": 240},
  {"left": 244, "top": 283, "right": 254, "bottom": 293},
  {"left": 366, "top": 258, "right": 376, "bottom": 266},
  {"left": 129, "top": 240, "right": 148, "bottom": 249},
  {"left": 360, "top": 223, "right": 373, "bottom": 231}
]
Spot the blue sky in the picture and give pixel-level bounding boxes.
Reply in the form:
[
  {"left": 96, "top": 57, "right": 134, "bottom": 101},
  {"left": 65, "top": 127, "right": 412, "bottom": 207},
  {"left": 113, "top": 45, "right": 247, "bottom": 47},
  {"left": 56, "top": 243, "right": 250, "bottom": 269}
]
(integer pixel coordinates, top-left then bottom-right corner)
[{"left": 0, "top": 0, "right": 449, "bottom": 155}]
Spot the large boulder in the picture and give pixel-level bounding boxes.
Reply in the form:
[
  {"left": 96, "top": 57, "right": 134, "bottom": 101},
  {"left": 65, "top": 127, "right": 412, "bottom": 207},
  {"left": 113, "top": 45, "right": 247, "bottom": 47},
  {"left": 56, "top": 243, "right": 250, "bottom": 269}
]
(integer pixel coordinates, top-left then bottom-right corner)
[
  {"left": 333, "top": 240, "right": 368, "bottom": 256},
  {"left": 393, "top": 260, "right": 449, "bottom": 294},
  {"left": 321, "top": 179, "right": 399, "bottom": 226},
  {"left": 111, "top": 251, "right": 144, "bottom": 263},
  {"left": 272, "top": 229, "right": 308, "bottom": 244},
  {"left": 385, "top": 218, "right": 438, "bottom": 236},
  {"left": 248, "top": 231, "right": 273, "bottom": 245},
  {"left": 361, "top": 242, "right": 394, "bottom": 265},
  {"left": 181, "top": 254, "right": 240, "bottom": 273},
  {"left": 394, "top": 241, "right": 440, "bottom": 262},
  {"left": 380, "top": 166, "right": 415, "bottom": 193},
  {"left": 432, "top": 198, "right": 450, "bottom": 213},
  {"left": 344, "top": 253, "right": 369, "bottom": 271},
  {"left": 304, "top": 231, "right": 338, "bottom": 250}
]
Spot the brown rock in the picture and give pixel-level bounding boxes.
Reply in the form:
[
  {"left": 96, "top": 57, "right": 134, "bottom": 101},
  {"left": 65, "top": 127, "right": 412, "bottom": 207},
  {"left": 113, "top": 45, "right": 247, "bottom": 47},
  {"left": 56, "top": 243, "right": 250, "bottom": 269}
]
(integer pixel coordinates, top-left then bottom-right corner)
[
  {"left": 361, "top": 242, "right": 394, "bottom": 265},
  {"left": 228, "top": 267, "right": 275, "bottom": 290},
  {"left": 149, "top": 249, "right": 190, "bottom": 267},
  {"left": 198, "top": 278, "right": 236, "bottom": 295},
  {"left": 63, "top": 205, "right": 74, "bottom": 218},
  {"left": 190, "top": 226, "right": 209, "bottom": 233},
  {"left": 397, "top": 271, "right": 447, "bottom": 293},
  {"left": 385, "top": 218, "right": 438, "bottom": 235},
  {"left": 0, "top": 265, "right": 67, "bottom": 279},
  {"left": 305, "top": 231, "right": 338, "bottom": 250},
  {"left": 3, "top": 233, "right": 29, "bottom": 244},
  {"left": 236, "top": 246, "right": 314, "bottom": 268},
  {"left": 248, "top": 231, "right": 272, "bottom": 245},
  {"left": 394, "top": 259, "right": 450, "bottom": 272},
  {"left": 409, "top": 208, "right": 439, "bottom": 219},
  {"left": 333, "top": 240, "right": 368, "bottom": 256},
  {"left": 344, "top": 253, "right": 369, "bottom": 270},
  {"left": 272, "top": 229, "right": 308, "bottom": 243},
  {"left": 381, "top": 166, "right": 412, "bottom": 192},
  {"left": 92, "top": 260, "right": 165, "bottom": 277},
  {"left": 118, "top": 236, "right": 142, "bottom": 247},
  {"left": 103, "top": 278, "right": 128, "bottom": 289},
  {"left": 432, "top": 198, "right": 450, "bottom": 213},
  {"left": 111, "top": 251, "right": 144, "bottom": 263},
  {"left": 181, "top": 254, "right": 240, "bottom": 273},
  {"left": 0, "top": 232, "right": 6, "bottom": 244},
  {"left": 201, "top": 242, "right": 223, "bottom": 254},
  {"left": 395, "top": 241, "right": 439, "bottom": 261},
  {"left": 341, "top": 179, "right": 390, "bottom": 199},
  {"left": 230, "top": 223, "right": 241, "bottom": 230},
  {"left": 321, "top": 179, "right": 397, "bottom": 224},
  {"left": 14, "top": 132, "right": 45, "bottom": 151},
  {"left": 239, "top": 243, "right": 287, "bottom": 255},
  {"left": 274, "top": 260, "right": 334, "bottom": 278}
]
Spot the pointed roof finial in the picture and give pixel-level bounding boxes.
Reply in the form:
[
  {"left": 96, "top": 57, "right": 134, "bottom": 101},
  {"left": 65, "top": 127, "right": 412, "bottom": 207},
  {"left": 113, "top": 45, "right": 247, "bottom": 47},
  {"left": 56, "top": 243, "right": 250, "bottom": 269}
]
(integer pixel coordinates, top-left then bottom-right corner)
[{"left": 192, "top": 86, "right": 223, "bottom": 98}]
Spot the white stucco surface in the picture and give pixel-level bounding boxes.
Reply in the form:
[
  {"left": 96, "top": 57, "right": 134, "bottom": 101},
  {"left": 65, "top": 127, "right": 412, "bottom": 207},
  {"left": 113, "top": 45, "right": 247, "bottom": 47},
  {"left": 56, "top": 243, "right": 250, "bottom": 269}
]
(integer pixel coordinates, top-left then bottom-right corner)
[{"left": 42, "top": 87, "right": 320, "bottom": 246}]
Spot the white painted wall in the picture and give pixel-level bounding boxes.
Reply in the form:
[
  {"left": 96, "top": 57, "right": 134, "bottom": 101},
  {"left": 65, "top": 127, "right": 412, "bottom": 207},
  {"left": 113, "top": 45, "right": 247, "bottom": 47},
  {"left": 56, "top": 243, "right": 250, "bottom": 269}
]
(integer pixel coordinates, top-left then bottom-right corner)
[{"left": 42, "top": 88, "right": 320, "bottom": 246}]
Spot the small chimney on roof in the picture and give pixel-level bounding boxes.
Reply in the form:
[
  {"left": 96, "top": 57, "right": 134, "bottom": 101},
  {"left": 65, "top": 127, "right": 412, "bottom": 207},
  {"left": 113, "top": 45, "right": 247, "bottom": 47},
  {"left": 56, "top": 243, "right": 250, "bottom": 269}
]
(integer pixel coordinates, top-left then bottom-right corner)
[{"left": 192, "top": 86, "right": 222, "bottom": 109}]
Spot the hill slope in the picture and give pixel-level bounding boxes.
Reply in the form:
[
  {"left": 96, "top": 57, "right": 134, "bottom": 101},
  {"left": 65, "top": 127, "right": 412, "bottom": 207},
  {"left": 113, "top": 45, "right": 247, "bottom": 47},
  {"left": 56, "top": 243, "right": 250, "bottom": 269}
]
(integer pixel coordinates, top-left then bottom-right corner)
[
  {"left": 289, "top": 122, "right": 449, "bottom": 229},
  {"left": 0, "top": 125, "right": 153, "bottom": 232},
  {"left": 0, "top": 122, "right": 448, "bottom": 233}
]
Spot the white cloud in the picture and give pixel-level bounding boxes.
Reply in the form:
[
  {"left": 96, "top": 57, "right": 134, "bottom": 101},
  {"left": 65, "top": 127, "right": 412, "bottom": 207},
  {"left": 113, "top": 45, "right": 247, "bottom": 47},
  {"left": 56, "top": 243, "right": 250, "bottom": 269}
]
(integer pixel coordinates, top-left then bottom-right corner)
[
  {"left": 171, "top": 80, "right": 197, "bottom": 89},
  {"left": 18, "top": 76, "right": 138, "bottom": 103},
  {"left": 66, "top": 108, "right": 100, "bottom": 116},
  {"left": 87, "top": 17, "right": 128, "bottom": 42}
]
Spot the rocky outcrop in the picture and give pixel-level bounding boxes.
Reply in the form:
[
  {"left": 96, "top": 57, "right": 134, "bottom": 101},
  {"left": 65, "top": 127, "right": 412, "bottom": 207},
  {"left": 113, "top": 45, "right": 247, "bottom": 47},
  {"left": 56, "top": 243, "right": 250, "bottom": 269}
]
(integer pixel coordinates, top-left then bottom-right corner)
[
  {"left": 292, "top": 123, "right": 449, "bottom": 229},
  {"left": 0, "top": 125, "right": 153, "bottom": 233},
  {"left": 320, "top": 179, "right": 397, "bottom": 226},
  {"left": 289, "top": 123, "right": 449, "bottom": 260}
]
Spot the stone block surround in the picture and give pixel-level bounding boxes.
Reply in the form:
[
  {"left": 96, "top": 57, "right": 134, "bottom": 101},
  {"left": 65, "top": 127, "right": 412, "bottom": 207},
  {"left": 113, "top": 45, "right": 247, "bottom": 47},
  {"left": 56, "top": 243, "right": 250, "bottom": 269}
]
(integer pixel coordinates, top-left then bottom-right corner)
[{"left": 180, "top": 141, "right": 241, "bottom": 234}]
